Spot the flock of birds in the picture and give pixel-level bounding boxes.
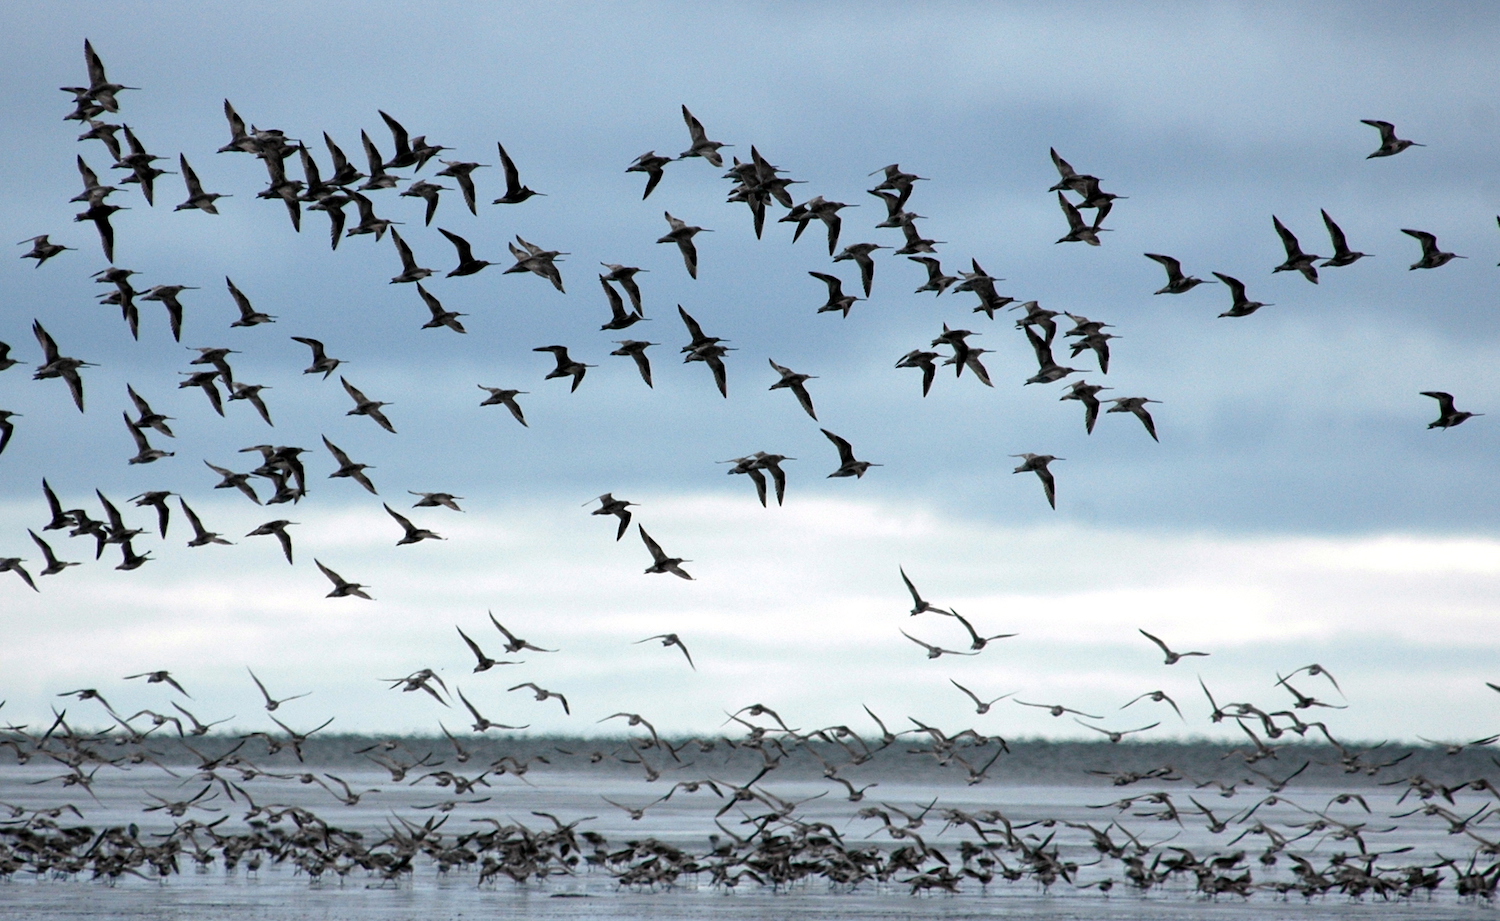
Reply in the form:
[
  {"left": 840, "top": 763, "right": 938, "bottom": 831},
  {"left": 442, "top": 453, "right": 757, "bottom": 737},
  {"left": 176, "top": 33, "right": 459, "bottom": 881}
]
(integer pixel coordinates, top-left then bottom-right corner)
[
  {"left": 5, "top": 636, "right": 1500, "bottom": 901},
  {"left": 2, "top": 39, "right": 1500, "bottom": 904}
]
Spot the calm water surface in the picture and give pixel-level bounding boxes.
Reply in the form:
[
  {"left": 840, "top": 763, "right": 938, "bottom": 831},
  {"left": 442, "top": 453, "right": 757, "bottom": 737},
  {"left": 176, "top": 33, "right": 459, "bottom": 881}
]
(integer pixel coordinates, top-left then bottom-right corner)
[{"left": 2, "top": 763, "right": 1494, "bottom": 920}]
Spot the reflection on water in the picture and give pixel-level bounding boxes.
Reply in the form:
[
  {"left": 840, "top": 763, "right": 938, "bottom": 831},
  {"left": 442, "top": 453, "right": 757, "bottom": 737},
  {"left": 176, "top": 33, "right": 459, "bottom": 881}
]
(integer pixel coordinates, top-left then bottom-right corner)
[{"left": 1, "top": 738, "right": 1497, "bottom": 918}]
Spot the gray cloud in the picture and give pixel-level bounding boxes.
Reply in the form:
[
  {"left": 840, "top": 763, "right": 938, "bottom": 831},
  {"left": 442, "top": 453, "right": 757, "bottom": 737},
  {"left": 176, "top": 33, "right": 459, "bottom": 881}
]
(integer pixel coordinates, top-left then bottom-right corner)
[{"left": 1, "top": 3, "right": 1498, "bottom": 734}]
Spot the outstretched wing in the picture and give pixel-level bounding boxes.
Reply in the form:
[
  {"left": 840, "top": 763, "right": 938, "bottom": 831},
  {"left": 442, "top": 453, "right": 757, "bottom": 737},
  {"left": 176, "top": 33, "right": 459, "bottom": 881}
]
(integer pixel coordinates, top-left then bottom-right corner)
[
  {"left": 1138, "top": 629, "right": 1170, "bottom": 656},
  {"left": 809, "top": 271, "right": 842, "bottom": 299},
  {"left": 383, "top": 503, "right": 416, "bottom": 531},
  {"left": 322, "top": 435, "right": 352, "bottom": 466},
  {"left": 497, "top": 143, "right": 521, "bottom": 193},
  {"left": 820, "top": 428, "right": 855, "bottom": 465},
  {"left": 1320, "top": 210, "right": 1350, "bottom": 252},
  {"left": 1210, "top": 272, "right": 1246, "bottom": 301},
  {"left": 1057, "top": 192, "right": 1085, "bottom": 231},
  {"left": 293, "top": 336, "right": 327, "bottom": 360},
  {"left": 1144, "top": 252, "right": 1182, "bottom": 279},
  {"left": 1272, "top": 216, "right": 1303, "bottom": 258},
  {"left": 179, "top": 154, "right": 203, "bottom": 195},
  {"left": 1420, "top": 391, "right": 1458, "bottom": 416},
  {"left": 379, "top": 110, "right": 410, "bottom": 154},
  {"left": 681, "top": 105, "right": 707, "bottom": 145},
  {"left": 1360, "top": 119, "right": 1397, "bottom": 145},
  {"left": 1049, "top": 148, "right": 1077, "bottom": 180},
  {"left": 677, "top": 304, "right": 706, "bottom": 342},
  {"left": 1401, "top": 228, "right": 1438, "bottom": 252},
  {"left": 123, "top": 414, "right": 149, "bottom": 452},
  {"left": 439, "top": 228, "right": 474, "bottom": 262},
  {"left": 315, "top": 559, "right": 343, "bottom": 586},
  {"left": 599, "top": 276, "right": 626, "bottom": 320},
  {"left": 638, "top": 526, "right": 668, "bottom": 563},
  {"left": 32, "top": 321, "right": 60, "bottom": 362}
]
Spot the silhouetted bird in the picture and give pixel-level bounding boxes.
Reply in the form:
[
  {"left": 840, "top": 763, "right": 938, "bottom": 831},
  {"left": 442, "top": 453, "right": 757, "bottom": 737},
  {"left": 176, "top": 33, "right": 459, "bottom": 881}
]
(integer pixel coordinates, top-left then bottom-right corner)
[
  {"left": 610, "top": 340, "right": 656, "bottom": 388},
  {"left": 1272, "top": 216, "right": 1321, "bottom": 283},
  {"left": 491, "top": 143, "right": 544, "bottom": 204},
  {"left": 627, "top": 151, "right": 671, "bottom": 200},
  {"left": 1402, "top": 229, "right": 1463, "bottom": 270},
  {"left": 533, "top": 346, "right": 592, "bottom": 392},
  {"left": 658, "top": 212, "right": 709, "bottom": 279},
  {"left": 1319, "top": 211, "right": 1368, "bottom": 267},
  {"left": 1421, "top": 391, "right": 1481, "bottom": 429},
  {"left": 1106, "top": 397, "right": 1161, "bottom": 442},
  {"left": 478, "top": 387, "right": 527, "bottom": 426},
  {"left": 833, "top": 243, "right": 887, "bottom": 297},
  {"left": 19, "top": 235, "right": 74, "bottom": 267},
  {"left": 1144, "top": 253, "right": 1211, "bottom": 294},
  {"left": 639, "top": 526, "right": 692, "bottom": 580},
  {"left": 1211, "top": 273, "right": 1271, "bottom": 318},
  {"left": 678, "top": 106, "right": 728, "bottom": 167},
  {"left": 1361, "top": 119, "right": 1423, "bottom": 158},
  {"left": 341, "top": 378, "right": 396, "bottom": 433},
  {"left": 822, "top": 429, "right": 879, "bottom": 479},
  {"left": 1011, "top": 454, "right": 1061, "bottom": 509}
]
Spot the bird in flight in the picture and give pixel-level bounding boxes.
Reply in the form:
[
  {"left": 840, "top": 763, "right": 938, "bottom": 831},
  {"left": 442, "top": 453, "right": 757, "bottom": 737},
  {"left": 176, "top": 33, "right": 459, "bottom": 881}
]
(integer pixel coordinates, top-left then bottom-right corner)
[
  {"left": 247, "top": 667, "right": 310, "bottom": 711},
  {"left": 899, "top": 567, "right": 951, "bottom": 617},
  {"left": 635, "top": 633, "right": 695, "bottom": 670},
  {"left": 1421, "top": 391, "right": 1481, "bottom": 429},
  {"left": 900, "top": 630, "right": 978, "bottom": 659},
  {"left": 455, "top": 626, "right": 516, "bottom": 673},
  {"left": 1074, "top": 719, "right": 1160, "bottom": 744},
  {"left": 341, "top": 377, "right": 397, "bottom": 433},
  {"left": 822, "top": 429, "right": 879, "bottom": 479},
  {"left": 1106, "top": 397, "right": 1162, "bottom": 442},
  {"left": 658, "top": 212, "right": 710, "bottom": 279},
  {"left": 1011, "top": 454, "right": 1061, "bottom": 509},
  {"left": 950, "top": 680, "right": 1013, "bottom": 715},
  {"left": 1402, "top": 229, "right": 1463, "bottom": 270},
  {"left": 1318, "top": 210, "right": 1368, "bottom": 267},
  {"left": 384, "top": 503, "right": 443, "bottom": 545},
  {"left": 639, "top": 526, "right": 693, "bottom": 580},
  {"left": 1211, "top": 272, "right": 1271, "bottom": 318},
  {"left": 1144, "top": 253, "right": 1211, "bottom": 294},
  {"left": 1138, "top": 629, "right": 1209, "bottom": 665},
  {"left": 1271, "top": 216, "right": 1321, "bottom": 284},
  {"left": 678, "top": 105, "right": 728, "bottom": 167},
  {"left": 767, "top": 359, "right": 818, "bottom": 420},
  {"left": 1361, "top": 119, "right": 1423, "bottom": 158},
  {"left": 488, "top": 612, "right": 558, "bottom": 653},
  {"left": 491, "top": 142, "right": 544, "bottom": 204},
  {"left": 587, "top": 493, "right": 637, "bottom": 541},
  {"left": 1015, "top": 699, "right": 1103, "bottom": 719},
  {"left": 316, "top": 559, "right": 372, "bottom": 600},
  {"left": 626, "top": 150, "right": 671, "bottom": 200},
  {"left": 1121, "top": 690, "right": 1184, "bottom": 721},
  {"left": 478, "top": 386, "right": 527, "bottom": 426}
]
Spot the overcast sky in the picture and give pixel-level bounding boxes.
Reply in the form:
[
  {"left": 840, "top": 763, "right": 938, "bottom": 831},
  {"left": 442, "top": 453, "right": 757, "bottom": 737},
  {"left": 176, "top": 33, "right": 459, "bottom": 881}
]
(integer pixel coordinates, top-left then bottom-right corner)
[{"left": 2, "top": 3, "right": 1498, "bottom": 743}]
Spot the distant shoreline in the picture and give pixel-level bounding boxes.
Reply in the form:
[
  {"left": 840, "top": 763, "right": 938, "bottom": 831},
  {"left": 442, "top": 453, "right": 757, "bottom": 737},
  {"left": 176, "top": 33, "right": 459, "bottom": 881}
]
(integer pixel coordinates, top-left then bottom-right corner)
[{"left": 9, "top": 731, "right": 1489, "bottom": 787}]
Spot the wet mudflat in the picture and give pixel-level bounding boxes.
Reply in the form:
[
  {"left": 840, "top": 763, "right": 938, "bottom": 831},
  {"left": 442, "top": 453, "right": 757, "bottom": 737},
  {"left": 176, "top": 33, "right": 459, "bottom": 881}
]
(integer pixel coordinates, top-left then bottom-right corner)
[{"left": 2, "top": 750, "right": 1496, "bottom": 920}]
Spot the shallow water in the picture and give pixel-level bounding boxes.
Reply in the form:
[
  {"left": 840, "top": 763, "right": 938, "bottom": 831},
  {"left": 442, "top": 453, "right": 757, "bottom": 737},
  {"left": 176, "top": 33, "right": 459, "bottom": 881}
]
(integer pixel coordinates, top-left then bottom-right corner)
[
  {"left": 3, "top": 879, "right": 1490, "bottom": 921},
  {"left": 2, "top": 758, "right": 1496, "bottom": 919}
]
